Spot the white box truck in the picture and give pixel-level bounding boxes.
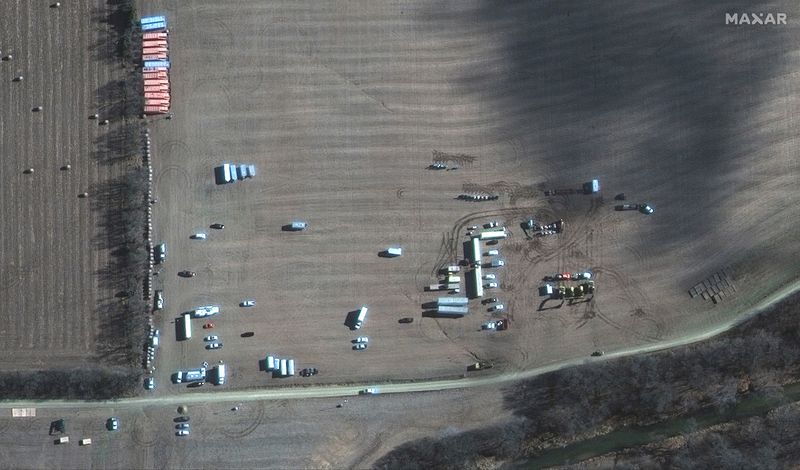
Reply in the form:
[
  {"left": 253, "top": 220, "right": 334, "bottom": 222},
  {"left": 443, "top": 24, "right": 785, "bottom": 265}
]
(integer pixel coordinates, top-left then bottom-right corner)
[{"left": 354, "top": 306, "right": 368, "bottom": 329}]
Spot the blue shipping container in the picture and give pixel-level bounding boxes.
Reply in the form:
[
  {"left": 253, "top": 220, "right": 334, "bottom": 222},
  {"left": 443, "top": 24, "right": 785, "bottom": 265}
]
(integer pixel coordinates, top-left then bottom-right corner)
[
  {"left": 142, "top": 22, "right": 167, "bottom": 31},
  {"left": 144, "top": 60, "right": 170, "bottom": 69},
  {"left": 141, "top": 16, "right": 166, "bottom": 25}
]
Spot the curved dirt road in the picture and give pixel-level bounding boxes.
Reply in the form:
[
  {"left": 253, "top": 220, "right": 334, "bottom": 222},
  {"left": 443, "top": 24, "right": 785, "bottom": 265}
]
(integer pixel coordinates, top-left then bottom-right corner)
[{"left": 2, "top": 280, "right": 797, "bottom": 411}]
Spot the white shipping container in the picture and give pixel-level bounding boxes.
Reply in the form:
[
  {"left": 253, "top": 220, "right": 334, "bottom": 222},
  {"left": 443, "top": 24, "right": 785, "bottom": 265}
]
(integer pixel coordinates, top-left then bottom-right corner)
[{"left": 287, "top": 359, "right": 295, "bottom": 376}]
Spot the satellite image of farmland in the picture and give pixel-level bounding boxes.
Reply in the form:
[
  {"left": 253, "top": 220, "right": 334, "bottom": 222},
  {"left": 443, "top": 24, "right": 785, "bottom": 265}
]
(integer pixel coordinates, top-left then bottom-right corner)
[{"left": 0, "top": 1, "right": 797, "bottom": 468}]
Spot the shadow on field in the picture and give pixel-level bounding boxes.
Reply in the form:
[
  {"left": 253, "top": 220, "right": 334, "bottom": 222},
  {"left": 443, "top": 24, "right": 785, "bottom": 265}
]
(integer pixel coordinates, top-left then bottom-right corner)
[
  {"left": 431, "top": 0, "right": 796, "bottom": 262},
  {"left": 371, "top": 0, "right": 797, "bottom": 468}
]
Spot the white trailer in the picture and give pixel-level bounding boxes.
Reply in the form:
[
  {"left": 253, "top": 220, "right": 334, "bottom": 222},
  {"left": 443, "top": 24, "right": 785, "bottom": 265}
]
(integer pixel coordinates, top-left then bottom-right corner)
[
  {"left": 437, "top": 297, "right": 468, "bottom": 306},
  {"left": 287, "top": 359, "right": 295, "bottom": 376},
  {"left": 429, "top": 284, "right": 445, "bottom": 291},
  {"left": 473, "top": 266, "right": 484, "bottom": 298},
  {"left": 447, "top": 265, "right": 461, "bottom": 273},
  {"left": 215, "top": 364, "right": 226, "bottom": 385},
  {"left": 354, "top": 306, "right": 368, "bottom": 329},
  {"left": 437, "top": 305, "right": 469, "bottom": 316},
  {"left": 181, "top": 313, "right": 192, "bottom": 340},
  {"left": 479, "top": 229, "right": 508, "bottom": 241},
  {"left": 471, "top": 237, "right": 481, "bottom": 263},
  {"left": 386, "top": 247, "right": 402, "bottom": 257},
  {"left": 447, "top": 275, "right": 460, "bottom": 284},
  {"left": 266, "top": 355, "right": 275, "bottom": 370},
  {"left": 279, "top": 359, "right": 288, "bottom": 377}
]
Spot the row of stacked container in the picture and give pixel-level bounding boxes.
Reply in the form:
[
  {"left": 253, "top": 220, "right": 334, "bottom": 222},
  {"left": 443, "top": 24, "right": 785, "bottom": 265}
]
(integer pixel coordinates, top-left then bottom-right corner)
[{"left": 141, "top": 16, "right": 171, "bottom": 115}]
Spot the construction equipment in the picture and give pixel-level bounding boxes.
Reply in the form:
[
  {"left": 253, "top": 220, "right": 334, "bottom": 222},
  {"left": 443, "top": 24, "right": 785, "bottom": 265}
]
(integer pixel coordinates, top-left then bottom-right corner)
[
  {"left": 531, "top": 219, "right": 565, "bottom": 237},
  {"left": 615, "top": 203, "right": 654, "bottom": 215},
  {"left": 582, "top": 281, "right": 595, "bottom": 294},
  {"left": 544, "top": 179, "right": 600, "bottom": 196},
  {"left": 467, "top": 362, "right": 493, "bottom": 371}
]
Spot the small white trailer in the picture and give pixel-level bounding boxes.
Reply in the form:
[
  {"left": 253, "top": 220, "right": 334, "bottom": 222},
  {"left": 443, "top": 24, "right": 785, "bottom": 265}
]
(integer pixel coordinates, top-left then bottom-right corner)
[
  {"left": 279, "top": 359, "right": 288, "bottom": 377},
  {"left": 386, "top": 247, "right": 402, "bottom": 257},
  {"left": 266, "top": 355, "right": 275, "bottom": 371},
  {"left": 447, "top": 265, "right": 461, "bottom": 273},
  {"left": 287, "top": 359, "right": 295, "bottom": 376}
]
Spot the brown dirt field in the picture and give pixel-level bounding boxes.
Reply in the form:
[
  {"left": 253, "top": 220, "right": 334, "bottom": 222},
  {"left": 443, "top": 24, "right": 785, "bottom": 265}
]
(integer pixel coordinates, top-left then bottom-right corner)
[
  {"left": 0, "top": 386, "right": 510, "bottom": 469},
  {"left": 145, "top": 0, "right": 799, "bottom": 396},
  {"left": 0, "top": 1, "right": 134, "bottom": 369}
]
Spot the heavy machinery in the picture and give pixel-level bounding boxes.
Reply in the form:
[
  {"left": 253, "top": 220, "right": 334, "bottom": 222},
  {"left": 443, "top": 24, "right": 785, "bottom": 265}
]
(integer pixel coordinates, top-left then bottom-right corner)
[
  {"left": 467, "top": 362, "right": 493, "bottom": 371},
  {"left": 615, "top": 203, "right": 654, "bottom": 215},
  {"left": 544, "top": 179, "right": 600, "bottom": 196}
]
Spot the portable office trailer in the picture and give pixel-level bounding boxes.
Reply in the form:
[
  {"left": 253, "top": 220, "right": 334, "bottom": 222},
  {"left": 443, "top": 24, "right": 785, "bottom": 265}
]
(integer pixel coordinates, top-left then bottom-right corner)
[
  {"left": 479, "top": 229, "right": 508, "bottom": 241},
  {"left": 287, "top": 359, "right": 295, "bottom": 376},
  {"left": 354, "top": 306, "right": 368, "bottom": 329},
  {"left": 145, "top": 99, "right": 170, "bottom": 107},
  {"left": 446, "top": 283, "right": 461, "bottom": 290},
  {"left": 79, "top": 438, "right": 92, "bottom": 446},
  {"left": 143, "top": 32, "right": 168, "bottom": 40},
  {"left": 230, "top": 165, "right": 238, "bottom": 181},
  {"left": 437, "top": 297, "right": 468, "bottom": 306},
  {"left": 144, "top": 78, "right": 169, "bottom": 85},
  {"left": 471, "top": 237, "right": 481, "bottom": 263},
  {"left": 144, "top": 85, "right": 169, "bottom": 92},
  {"left": 279, "top": 359, "right": 288, "bottom": 377},
  {"left": 447, "top": 275, "right": 460, "bottom": 284},
  {"left": 58, "top": 437, "right": 69, "bottom": 444},
  {"left": 437, "top": 305, "right": 469, "bottom": 317},
  {"left": 386, "top": 247, "right": 402, "bottom": 257},
  {"left": 142, "top": 66, "right": 169, "bottom": 73},
  {"left": 142, "top": 54, "right": 168, "bottom": 61},
  {"left": 142, "top": 40, "right": 168, "bottom": 47},
  {"left": 429, "top": 284, "right": 445, "bottom": 291},
  {"left": 290, "top": 221, "right": 307, "bottom": 231},
  {"left": 266, "top": 355, "right": 275, "bottom": 370},
  {"left": 142, "top": 47, "right": 168, "bottom": 54},
  {"left": 222, "top": 164, "right": 231, "bottom": 182},
  {"left": 181, "top": 313, "right": 192, "bottom": 340},
  {"left": 447, "top": 265, "right": 461, "bottom": 272},
  {"left": 238, "top": 165, "right": 249, "bottom": 179},
  {"left": 248, "top": 165, "right": 256, "bottom": 176}
]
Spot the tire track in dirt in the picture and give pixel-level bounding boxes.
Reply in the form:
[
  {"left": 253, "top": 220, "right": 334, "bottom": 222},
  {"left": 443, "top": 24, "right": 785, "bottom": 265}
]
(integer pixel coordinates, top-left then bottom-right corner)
[{"left": 217, "top": 400, "right": 266, "bottom": 439}]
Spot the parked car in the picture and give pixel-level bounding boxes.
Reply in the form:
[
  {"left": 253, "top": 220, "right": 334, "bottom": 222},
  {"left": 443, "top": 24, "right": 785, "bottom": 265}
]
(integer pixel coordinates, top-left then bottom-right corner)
[
  {"left": 490, "top": 304, "right": 505, "bottom": 312},
  {"left": 353, "top": 343, "right": 367, "bottom": 350},
  {"left": 190, "top": 233, "right": 207, "bottom": 240},
  {"left": 154, "top": 290, "right": 164, "bottom": 310},
  {"left": 360, "top": 387, "right": 379, "bottom": 395},
  {"left": 481, "top": 297, "right": 498, "bottom": 305},
  {"left": 483, "top": 221, "right": 499, "bottom": 229},
  {"left": 240, "top": 300, "right": 256, "bottom": 307},
  {"left": 354, "top": 337, "right": 369, "bottom": 343},
  {"left": 485, "top": 282, "right": 498, "bottom": 289},
  {"left": 398, "top": 317, "right": 414, "bottom": 324},
  {"left": 203, "top": 322, "right": 215, "bottom": 329},
  {"left": 572, "top": 272, "right": 592, "bottom": 281},
  {"left": 483, "top": 273, "right": 496, "bottom": 280},
  {"left": 178, "top": 271, "right": 196, "bottom": 277},
  {"left": 210, "top": 223, "right": 224, "bottom": 229},
  {"left": 482, "top": 321, "right": 498, "bottom": 330},
  {"left": 591, "top": 351, "right": 605, "bottom": 357},
  {"left": 203, "top": 335, "right": 218, "bottom": 342},
  {"left": 176, "top": 430, "right": 190, "bottom": 436},
  {"left": 144, "top": 377, "right": 155, "bottom": 390},
  {"left": 175, "top": 416, "right": 190, "bottom": 423},
  {"left": 107, "top": 418, "right": 119, "bottom": 431},
  {"left": 487, "top": 249, "right": 500, "bottom": 256},
  {"left": 175, "top": 423, "right": 190, "bottom": 430},
  {"left": 206, "top": 342, "right": 222, "bottom": 350}
]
